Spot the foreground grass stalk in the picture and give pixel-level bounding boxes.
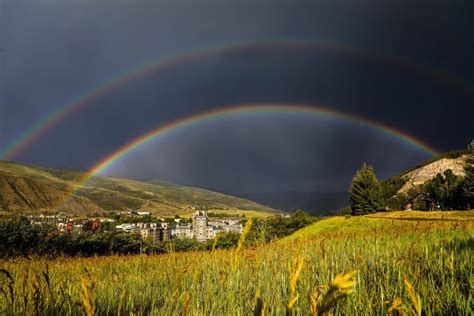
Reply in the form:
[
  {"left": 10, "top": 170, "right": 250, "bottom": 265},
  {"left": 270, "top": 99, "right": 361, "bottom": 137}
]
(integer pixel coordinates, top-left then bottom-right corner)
[
  {"left": 236, "top": 218, "right": 253, "bottom": 253},
  {"left": 316, "top": 270, "right": 357, "bottom": 315},
  {"left": 81, "top": 277, "right": 94, "bottom": 316},
  {"left": 287, "top": 256, "right": 305, "bottom": 314},
  {"left": 387, "top": 278, "right": 422, "bottom": 316},
  {"left": 254, "top": 290, "right": 267, "bottom": 316},
  {"left": 0, "top": 212, "right": 471, "bottom": 315},
  {"left": 404, "top": 278, "right": 422, "bottom": 316}
]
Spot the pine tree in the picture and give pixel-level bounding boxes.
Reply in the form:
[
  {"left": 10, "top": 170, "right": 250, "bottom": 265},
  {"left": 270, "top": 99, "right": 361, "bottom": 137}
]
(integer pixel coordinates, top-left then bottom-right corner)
[
  {"left": 460, "top": 154, "right": 474, "bottom": 209},
  {"left": 349, "top": 163, "right": 384, "bottom": 215},
  {"left": 426, "top": 169, "right": 461, "bottom": 210}
]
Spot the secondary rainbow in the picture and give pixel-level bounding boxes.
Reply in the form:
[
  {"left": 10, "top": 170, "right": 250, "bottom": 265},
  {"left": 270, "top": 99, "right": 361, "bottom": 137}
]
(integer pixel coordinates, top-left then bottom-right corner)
[
  {"left": 71, "top": 103, "right": 440, "bottom": 193},
  {"left": 1, "top": 39, "right": 470, "bottom": 161}
]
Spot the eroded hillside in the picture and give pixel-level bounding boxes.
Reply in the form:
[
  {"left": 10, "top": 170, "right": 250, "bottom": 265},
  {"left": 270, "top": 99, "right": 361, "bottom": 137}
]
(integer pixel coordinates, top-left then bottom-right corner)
[{"left": 399, "top": 155, "right": 468, "bottom": 193}]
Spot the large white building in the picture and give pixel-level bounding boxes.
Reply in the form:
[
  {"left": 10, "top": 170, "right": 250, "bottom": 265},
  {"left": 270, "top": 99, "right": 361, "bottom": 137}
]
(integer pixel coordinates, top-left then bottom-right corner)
[
  {"left": 170, "top": 211, "right": 244, "bottom": 242},
  {"left": 193, "top": 211, "right": 208, "bottom": 242},
  {"left": 171, "top": 224, "right": 194, "bottom": 239},
  {"left": 116, "top": 222, "right": 170, "bottom": 241}
]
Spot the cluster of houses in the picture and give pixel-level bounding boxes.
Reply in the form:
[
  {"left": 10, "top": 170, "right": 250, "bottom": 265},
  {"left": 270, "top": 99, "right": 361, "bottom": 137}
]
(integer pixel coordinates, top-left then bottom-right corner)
[
  {"left": 170, "top": 211, "right": 244, "bottom": 242},
  {"left": 28, "top": 214, "right": 115, "bottom": 232},
  {"left": 115, "top": 222, "right": 171, "bottom": 242},
  {"left": 27, "top": 211, "right": 244, "bottom": 243},
  {"left": 116, "top": 211, "right": 244, "bottom": 242}
]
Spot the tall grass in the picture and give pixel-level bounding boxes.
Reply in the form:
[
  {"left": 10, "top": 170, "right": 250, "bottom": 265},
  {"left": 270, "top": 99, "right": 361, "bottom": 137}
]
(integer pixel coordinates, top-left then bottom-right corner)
[{"left": 0, "top": 213, "right": 472, "bottom": 315}]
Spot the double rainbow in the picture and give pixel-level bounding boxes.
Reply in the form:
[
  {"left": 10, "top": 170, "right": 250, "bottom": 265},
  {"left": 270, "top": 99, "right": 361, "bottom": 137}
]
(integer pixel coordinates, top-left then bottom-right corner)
[{"left": 1, "top": 39, "right": 468, "bottom": 161}]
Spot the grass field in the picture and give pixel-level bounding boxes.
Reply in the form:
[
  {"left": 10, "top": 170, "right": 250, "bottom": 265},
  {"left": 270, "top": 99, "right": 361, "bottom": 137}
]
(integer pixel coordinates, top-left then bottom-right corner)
[{"left": 0, "top": 211, "right": 472, "bottom": 315}]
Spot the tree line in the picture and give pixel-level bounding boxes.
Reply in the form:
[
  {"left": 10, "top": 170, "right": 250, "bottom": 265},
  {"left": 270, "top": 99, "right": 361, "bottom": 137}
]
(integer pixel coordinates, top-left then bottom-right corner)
[
  {"left": 0, "top": 210, "right": 316, "bottom": 258},
  {"left": 348, "top": 153, "right": 474, "bottom": 215}
]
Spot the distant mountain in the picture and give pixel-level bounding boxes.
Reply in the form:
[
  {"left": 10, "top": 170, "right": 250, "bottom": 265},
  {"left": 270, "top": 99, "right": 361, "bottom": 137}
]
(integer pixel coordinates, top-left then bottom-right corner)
[
  {"left": 237, "top": 191, "right": 348, "bottom": 216},
  {"left": 0, "top": 160, "right": 276, "bottom": 215}
]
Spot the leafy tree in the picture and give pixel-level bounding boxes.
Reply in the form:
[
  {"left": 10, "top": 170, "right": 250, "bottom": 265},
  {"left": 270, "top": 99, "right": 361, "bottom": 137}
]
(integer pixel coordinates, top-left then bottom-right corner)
[
  {"left": 460, "top": 155, "right": 474, "bottom": 209},
  {"left": 144, "top": 242, "right": 166, "bottom": 255},
  {"left": 349, "top": 163, "right": 384, "bottom": 215},
  {"left": 245, "top": 210, "right": 316, "bottom": 244},
  {"left": 206, "top": 232, "right": 240, "bottom": 250},
  {"left": 172, "top": 238, "right": 203, "bottom": 252},
  {"left": 82, "top": 219, "right": 101, "bottom": 233},
  {"left": 0, "top": 216, "right": 54, "bottom": 257},
  {"left": 110, "top": 233, "right": 142, "bottom": 255},
  {"left": 337, "top": 206, "right": 352, "bottom": 216},
  {"left": 100, "top": 221, "right": 116, "bottom": 232},
  {"left": 381, "top": 175, "right": 407, "bottom": 201},
  {"left": 425, "top": 169, "right": 461, "bottom": 210}
]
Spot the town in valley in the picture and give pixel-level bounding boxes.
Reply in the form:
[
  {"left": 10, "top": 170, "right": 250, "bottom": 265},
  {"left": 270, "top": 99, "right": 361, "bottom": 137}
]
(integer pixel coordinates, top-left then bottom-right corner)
[{"left": 28, "top": 210, "right": 246, "bottom": 243}]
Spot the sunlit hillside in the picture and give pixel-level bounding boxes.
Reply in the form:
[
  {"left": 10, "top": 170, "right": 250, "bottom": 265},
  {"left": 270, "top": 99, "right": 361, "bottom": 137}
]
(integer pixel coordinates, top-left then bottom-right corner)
[
  {"left": 1, "top": 211, "right": 472, "bottom": 314},
  {"left": 286, "top": 210, "right": 474, "bottom": 240},
  {"left": 0, "top": 160, "right": 276, "bottom": 215}
]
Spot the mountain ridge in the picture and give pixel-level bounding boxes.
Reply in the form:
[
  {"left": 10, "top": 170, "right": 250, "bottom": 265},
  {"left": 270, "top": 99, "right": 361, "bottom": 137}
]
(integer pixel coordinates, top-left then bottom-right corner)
[{"left": 0, "top": 160, "right": 276, "bottom": 215}]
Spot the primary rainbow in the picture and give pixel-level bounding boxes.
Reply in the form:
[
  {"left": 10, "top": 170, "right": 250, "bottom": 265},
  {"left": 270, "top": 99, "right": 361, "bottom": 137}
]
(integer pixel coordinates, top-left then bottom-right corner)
[
  {"left": 68, "top": 103, "right": 439, "bottom": 198},
  {"left": 1, "top": 39, "right": 470, "bottom": 161}
]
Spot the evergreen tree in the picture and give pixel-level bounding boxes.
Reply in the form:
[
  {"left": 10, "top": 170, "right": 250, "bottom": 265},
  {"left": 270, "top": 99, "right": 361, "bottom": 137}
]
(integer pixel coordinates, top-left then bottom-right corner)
[
  {"left": 425, "top": 169, "right": 461, "bottom": 210},
  {"left": 460, "top": 154, "right": 474, "bottom": 209},
  {"left": 349, "top": 163, "right": 384, "bottom": 215}
]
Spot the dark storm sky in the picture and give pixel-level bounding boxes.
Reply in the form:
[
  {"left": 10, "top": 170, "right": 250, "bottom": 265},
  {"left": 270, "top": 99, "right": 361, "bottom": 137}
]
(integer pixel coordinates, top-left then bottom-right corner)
[{"left": 1, "top": 0, "right": 473, "bottom": 193}]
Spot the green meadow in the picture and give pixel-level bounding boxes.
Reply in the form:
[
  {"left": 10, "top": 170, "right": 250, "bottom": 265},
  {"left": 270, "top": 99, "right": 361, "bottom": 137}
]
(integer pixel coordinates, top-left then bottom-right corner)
[{"left": 0, "top": 211, "right": 472, "bottom": 315}]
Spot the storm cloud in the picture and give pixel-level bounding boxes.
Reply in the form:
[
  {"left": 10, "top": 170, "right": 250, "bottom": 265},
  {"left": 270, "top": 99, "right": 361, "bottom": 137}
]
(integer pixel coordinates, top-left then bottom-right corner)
[{"left": 1, "top": 0, "right": 473, "bottom": 195}]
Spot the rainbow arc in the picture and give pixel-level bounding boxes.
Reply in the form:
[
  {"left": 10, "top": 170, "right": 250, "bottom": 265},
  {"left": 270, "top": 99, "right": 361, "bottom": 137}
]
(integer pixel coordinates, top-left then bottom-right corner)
[
  {"left": 57, "top": 102, "right": 439, "bottom": 209},
  {"left": 1, "top": 39, "right": 467, "bottom": 160}
]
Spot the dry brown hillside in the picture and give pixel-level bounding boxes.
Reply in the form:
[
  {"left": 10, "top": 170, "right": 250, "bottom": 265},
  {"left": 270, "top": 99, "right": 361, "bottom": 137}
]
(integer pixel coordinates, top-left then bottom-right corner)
[
  {"left": 399, "top": 155, "right": 468, "bottom": 193},
  {"left": 0, "top": 160, "right": 276, "bottom": 215},
  {"left": 0, "top": 172, "right": 102, "bottom": 213}
]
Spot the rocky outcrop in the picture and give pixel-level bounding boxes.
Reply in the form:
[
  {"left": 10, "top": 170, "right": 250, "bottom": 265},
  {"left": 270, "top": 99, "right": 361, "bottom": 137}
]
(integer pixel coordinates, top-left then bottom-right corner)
[{"left": 399, "top": 155, "right": 468, "bottom": 193}]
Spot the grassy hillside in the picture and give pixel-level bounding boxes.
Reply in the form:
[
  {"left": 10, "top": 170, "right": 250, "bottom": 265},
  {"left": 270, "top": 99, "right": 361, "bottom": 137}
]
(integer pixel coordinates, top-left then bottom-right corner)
[
  {"left": 0, "top": 160, "right": 276, "bottom": 215},
  {"left": 286, "top": 210, "right": 473, "bottom": 240},
  {"left": 1, "top": 211, "right": 472, "bottom": 314}
]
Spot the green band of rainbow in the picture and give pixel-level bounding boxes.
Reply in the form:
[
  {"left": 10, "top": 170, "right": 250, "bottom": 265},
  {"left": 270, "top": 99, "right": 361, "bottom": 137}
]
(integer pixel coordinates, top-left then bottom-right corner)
[
  {"left": 68, "top": 103, "right": 439, "bottom": 198},
  {"left": 2, "top": 39, "right": 470, "bottom": 161}
]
